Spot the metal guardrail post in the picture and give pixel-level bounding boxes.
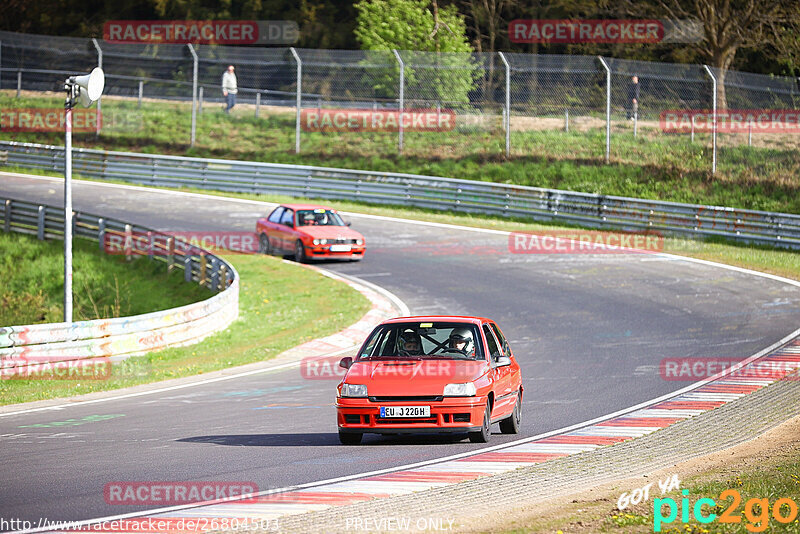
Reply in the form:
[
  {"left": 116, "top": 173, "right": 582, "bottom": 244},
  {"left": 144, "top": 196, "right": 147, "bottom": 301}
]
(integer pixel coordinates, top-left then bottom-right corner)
[
  {"left": 703, "top": 65, "right": 717, "bottom": 175},
  {"left": 91, "top": 38, "right": 102, "bottom": 136},
  {"left": 37, "top": 205, "right": 45, "bottom": 240},
  {"left": 3, "top": 200, "right": 10, "bottom": 232},
  {"left": 184, "top": 256, "right": 193, "bottom": 282},
  {"left": 98, "top": 218, "right": 105, "bottom": 251},
  {"left": 393, "top": 49, "right": 405, "bottom": 154},
  {"left": 187, "top": 44, "right": 198, "bottom": 147},
  {"left": 138, "top": 80, "right": 143, "bottom": 108},
  {"left": 498, "top": 52, "right": 511, "bottom": 157},
  {"left": 598, "top": 56, "right": 611, "bottom": 164},
  {"left": 289, "top": 47, "right": 302, "bottom": 154},
  {"left": 124, "top": 224, "right": 132, "bottom": 260}
]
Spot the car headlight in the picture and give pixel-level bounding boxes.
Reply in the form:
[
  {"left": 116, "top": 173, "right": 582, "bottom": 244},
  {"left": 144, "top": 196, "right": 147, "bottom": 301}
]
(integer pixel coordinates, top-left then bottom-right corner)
[
  {"left": 340, "top": 383, "right": 368, "bottom": 398},
  {"left": 443, "top": 382, "right": 476, "bottom": 396},
  {"left": 313, "top": 238, "right": 328, "bottom": 246},
  {"left": 355, "top": 239, "right": 364, "bottom": 246}
]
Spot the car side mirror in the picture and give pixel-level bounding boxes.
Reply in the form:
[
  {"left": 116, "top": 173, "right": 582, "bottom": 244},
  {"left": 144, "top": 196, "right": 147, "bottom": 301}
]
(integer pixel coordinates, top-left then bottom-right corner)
[
  {"left": 345, "top": 221, "right": 352, "bottom": 227},
  {"left": 339, "top": 357, "right": 353, "bottom": 369},
  {"left": 495, "top": 356, "right": 511, "bottom": 367}
]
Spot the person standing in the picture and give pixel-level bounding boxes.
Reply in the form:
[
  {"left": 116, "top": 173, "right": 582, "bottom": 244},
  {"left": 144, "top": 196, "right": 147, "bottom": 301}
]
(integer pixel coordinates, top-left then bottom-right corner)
[
  {"left": 626, "top": 75, "right": 640, "bottom": 120},
  {"left": 222, "top": 65, "right": 238, "bottom": 113}
]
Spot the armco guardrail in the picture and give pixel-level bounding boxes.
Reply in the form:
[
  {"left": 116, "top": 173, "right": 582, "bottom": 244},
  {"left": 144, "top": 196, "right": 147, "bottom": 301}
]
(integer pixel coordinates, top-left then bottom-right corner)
[
  {"left": 3, "top": 140, "right": 800, "bottom": 249},
  {"left": 0, "top": 196, "right": 239, "bottom": 370}
]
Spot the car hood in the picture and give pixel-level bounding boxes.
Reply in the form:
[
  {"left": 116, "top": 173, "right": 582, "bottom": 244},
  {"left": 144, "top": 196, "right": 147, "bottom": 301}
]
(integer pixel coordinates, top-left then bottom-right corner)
[
  {"left": 298, "top": 226, "right": 363, "bottom": 240},
  {"left": 345, "top": 359, "right": 487, "bottom": 396}
]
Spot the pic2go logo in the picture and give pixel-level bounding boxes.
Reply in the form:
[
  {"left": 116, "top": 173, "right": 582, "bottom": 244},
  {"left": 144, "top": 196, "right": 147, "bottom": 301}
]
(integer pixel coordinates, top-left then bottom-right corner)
[{"left": 654, "top": 489, "right": 799, "bottom": 532}]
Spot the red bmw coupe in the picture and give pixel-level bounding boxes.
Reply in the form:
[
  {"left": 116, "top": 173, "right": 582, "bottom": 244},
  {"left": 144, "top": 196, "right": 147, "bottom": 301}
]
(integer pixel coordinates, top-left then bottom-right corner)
[
  {"left": 256, "top": 204, "right": 365, "bottom": 262},
  {"left": 336, "top": 316, "right": 523, "bottom": 445}
]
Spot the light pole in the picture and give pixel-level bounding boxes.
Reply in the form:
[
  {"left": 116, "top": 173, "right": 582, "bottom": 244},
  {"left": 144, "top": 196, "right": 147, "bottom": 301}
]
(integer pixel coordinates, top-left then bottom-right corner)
[{"left": 63, "top": 67, "right": 104, "bottom": 323}]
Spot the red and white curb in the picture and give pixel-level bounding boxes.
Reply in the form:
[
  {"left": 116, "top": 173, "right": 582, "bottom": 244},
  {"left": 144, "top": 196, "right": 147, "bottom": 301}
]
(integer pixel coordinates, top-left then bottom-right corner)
[{"left": 40, "top": 336, "right": 800, "bottom": 533}]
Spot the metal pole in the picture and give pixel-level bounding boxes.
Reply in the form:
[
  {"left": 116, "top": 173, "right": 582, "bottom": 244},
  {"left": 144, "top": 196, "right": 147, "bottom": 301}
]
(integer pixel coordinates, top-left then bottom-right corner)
[
  {"left": 565, "top": 109, "right": 569, "bottom": 132},
  {"left": 498, "top": 52, "right": 511, "bottom": 157},
  {"left": 187, "top": 44, "right": 198, "bottom": 147},
  {"left": 92, "top": 39, "right": 102, "bottom": 136},
  {"left": 64, "top": 87, "right": 74, "bottom": 324},
  {"left": 17, "top": 71, "right": 21, "bottom": 97},
  {"left": 598, "top": 56, "right": 611, "bottom": 163},
  {"left": 748, "top": 121, "right": 752, "bottom": 146},
  {"left": 393, "top": 49, "right": 404, "bottom": 154},
  {"left": 290, "top": 47, "right": 302, "bottom": 154},
  {"left": 633, "top": 110, "right": 638, "bottom": 138},
  {"left": 703, "top": 65, "right": 717, "bottom": 175},
  {"left": 198, "top": 86, "right": 203, "bottom": 114},
  {"left": 138, "top": 80, "right": 143, "bottom": 108},
  {"left": 256, "top": 92, "right": 260, "bottom": 118},
  {"left": 691, "top": 113, "right": 695, "bottom": 143}
]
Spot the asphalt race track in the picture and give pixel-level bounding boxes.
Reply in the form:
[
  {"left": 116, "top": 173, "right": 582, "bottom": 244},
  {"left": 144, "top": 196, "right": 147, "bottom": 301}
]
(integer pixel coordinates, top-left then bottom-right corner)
[{"left": 3, "top": 172, "right": 800, "bottom": 527}]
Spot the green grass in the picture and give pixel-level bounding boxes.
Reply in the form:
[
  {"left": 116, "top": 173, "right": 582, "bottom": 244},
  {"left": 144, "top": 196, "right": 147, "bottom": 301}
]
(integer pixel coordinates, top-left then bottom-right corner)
[
  {"left": 3, "top": 90, "right": 800, "bottom": 214},
  {"left": 0, "top": 251, "right": 371, "bottom": 405},
  {"left": 0, "top": 232, "right": 208, "bottom": 325}
]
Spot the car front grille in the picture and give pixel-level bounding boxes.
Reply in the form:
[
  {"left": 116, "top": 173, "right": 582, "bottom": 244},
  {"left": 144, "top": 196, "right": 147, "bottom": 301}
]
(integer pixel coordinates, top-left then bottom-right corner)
[{"left": 375, "top": 417, "right": 437, "bottom": 424}]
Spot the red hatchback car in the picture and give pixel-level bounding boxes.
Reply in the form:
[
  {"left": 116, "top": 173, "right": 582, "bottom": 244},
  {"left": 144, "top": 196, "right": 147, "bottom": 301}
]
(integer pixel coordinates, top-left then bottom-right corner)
[
  {"left": 256, "top": 204, "right": 365, "bottom": 262},
  {"left": 336, "top": 316, "right": 523, "bottom": 445}
]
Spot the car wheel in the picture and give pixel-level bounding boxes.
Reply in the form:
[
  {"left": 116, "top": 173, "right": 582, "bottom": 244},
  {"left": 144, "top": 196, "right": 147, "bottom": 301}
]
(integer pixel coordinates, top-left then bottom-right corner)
[
  {"left": 258, "top": 234, "right": 271, "bottom": 255},
  {"left": 294, "top": 240, "right": 306, "bottom": 263},
  {"left": 469, "top": 401, "right": 491, "bottom": 443},
  {"left": 339, "top": 431, "right": 362, "bottom": 445},
  {"left": 499, "top": 393, "right": 522, "bottom": 434}
]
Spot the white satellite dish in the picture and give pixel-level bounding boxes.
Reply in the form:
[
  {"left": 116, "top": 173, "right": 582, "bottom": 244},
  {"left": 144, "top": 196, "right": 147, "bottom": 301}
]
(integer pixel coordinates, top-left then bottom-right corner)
[{"left": 71, "top": 67, "right": 105, "bottom": 103}]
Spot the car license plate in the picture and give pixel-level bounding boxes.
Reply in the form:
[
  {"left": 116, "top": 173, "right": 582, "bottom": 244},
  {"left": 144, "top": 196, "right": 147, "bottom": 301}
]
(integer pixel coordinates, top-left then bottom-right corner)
[
  {"left": 330, "top": 244, "right": 352, "bottom": 252},
  {"left": 380, "top": 406, "right": 430, "bottom": 418}
]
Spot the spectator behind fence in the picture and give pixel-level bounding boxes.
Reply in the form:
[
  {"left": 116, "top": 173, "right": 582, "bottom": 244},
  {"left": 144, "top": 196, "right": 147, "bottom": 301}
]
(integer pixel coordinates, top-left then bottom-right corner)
[
  {"left": 627, "top": 75, "right": 639, "bottom": 120},
  {"left": 222, "top": 65, "right": 238, "bottom": 113}
]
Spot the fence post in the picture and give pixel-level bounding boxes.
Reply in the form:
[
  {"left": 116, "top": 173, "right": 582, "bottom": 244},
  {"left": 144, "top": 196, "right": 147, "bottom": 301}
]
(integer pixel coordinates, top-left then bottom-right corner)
[
  {"left": 37, "top": 205, "right": 45, "bottom": 240},
  {"left": 691, "top": 114, "right": 695, "bottom": 143},
  {"left": 124, "top": 224, "right": 132, "bottom": 261},
  {"left": 393, "top": 49, "right": 405, "bottom": 154},
  {"left": 498, "top": 52, "right": 511, "bottom": 157},
  {"left": 98, "top": 218, "right": 105, "bottom": 251},
  {"left": 633, "top": 109, "right": 638, "bottom": 138},
  {"left": 703, "top": 65, "right": 717, "bottom": 175},
  {"left": 598, "top": 56, "right": 611, "bottom": 164},
  {"left": 198, "top": 86, "right": 203, "bottom": 114},
  {"left": 289, "top": 47, "right": 302, "bottom": 154},
  {"left": 3, "top": 200, "right": 9, "bottom": 232},
  {"left": 210, "top": 257, "right": 220, "bottom": 290},
  {"left": 565, "top": 109, "right": 569, "bottom": 132},
  {"left": 138, "top": 80, "right": 143, "bottom": 108},
  {"left": 748, "top": 121, "right": 752, "bottom": 146},
  {"left": 187, "top": 44, "right": 198, "bottom": 147},
  {"left": 184, "top": 256, "right": 193, "bottom": 282},
  {"left": 256, "top": 92, "right": 260, "bottom": 118},
  {"left": 91, "top": 39, "right": 103, "bottom": 136},
  {"left": 17, "top": 70, "right": 21, "bottom": 97}
]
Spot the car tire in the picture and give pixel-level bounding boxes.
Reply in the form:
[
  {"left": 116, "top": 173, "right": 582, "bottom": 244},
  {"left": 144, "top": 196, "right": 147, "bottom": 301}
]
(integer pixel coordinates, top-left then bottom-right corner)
[
  {"left": 469, "top": 401, "right": 492, "bottom": 443},
  {"left": 294, "top": 240, "right": 307, "bottom": 263},
  {"left": 499, "top": 393, "right": 522, "bottom": 434},
  {"left": 338, "top": 431, "right": 362, "bottom": 445},
  {"left": 258, "top": 234, "right": 271, "bottom": 255}
]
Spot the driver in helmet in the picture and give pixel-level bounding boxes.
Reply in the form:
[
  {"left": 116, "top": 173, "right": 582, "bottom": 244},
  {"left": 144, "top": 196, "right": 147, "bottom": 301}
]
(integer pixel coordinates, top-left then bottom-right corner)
[
  {"left": 397, "top": 330, "right": 423, "bottom": 356},
  {"left": 448, "top": 327, "right": 475, "bottom": 357}
]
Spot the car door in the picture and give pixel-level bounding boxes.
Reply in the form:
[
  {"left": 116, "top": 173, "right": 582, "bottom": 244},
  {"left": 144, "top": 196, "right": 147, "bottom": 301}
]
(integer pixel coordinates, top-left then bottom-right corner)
[
  {"left": 262, "top": 206, "right": 284, "bottom": 250},
  {"left": 278, "top": 208, "right": 296, "bottom": 250},
  {"left": 490, "top": 322, "right": 521, "bottom": 403},
  {"left": 483, "top": 324, "right": 515, "bottom": 419}
]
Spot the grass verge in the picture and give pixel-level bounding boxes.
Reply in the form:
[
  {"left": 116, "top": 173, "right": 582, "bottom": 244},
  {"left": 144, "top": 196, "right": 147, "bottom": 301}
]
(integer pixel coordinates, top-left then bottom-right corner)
[
  {"left": 0, "top": 232, "right": 208, "bottom": 325},
  {"left": 2, "top": 91, "right": 800, "bottom": 214},
  {"left": 0, "top": 248, "right": 371, "bottom": 405}
]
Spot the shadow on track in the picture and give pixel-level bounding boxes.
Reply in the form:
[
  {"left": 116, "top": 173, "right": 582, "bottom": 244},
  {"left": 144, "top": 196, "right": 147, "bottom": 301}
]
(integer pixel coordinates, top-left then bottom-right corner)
[{"left": 177, "top": 433, "right": 487, "bottom": 447}]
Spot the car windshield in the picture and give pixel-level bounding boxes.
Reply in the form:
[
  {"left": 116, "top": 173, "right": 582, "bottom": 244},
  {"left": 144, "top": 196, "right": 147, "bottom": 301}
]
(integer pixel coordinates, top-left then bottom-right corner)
[
  {"left": 357, "top": 322, "right": 484, "bottom": 361},
  {"left": 296, "top": 209, "right": 345, "bottom": 227}
]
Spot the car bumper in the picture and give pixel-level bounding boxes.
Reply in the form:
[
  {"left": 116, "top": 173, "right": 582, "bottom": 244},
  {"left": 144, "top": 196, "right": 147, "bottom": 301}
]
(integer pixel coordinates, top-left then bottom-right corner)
[
  {"left": 336, "top": 396, "right": 486, "bottom": 434},
  {"left": 305, "top": 245, "right": 365, "bottom": 260}
]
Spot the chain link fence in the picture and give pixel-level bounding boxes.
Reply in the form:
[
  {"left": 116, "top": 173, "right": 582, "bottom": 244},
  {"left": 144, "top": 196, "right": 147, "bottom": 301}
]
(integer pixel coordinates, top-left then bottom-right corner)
[{"left": 2, "top": 29, "right": 799, "bottom": 176}]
